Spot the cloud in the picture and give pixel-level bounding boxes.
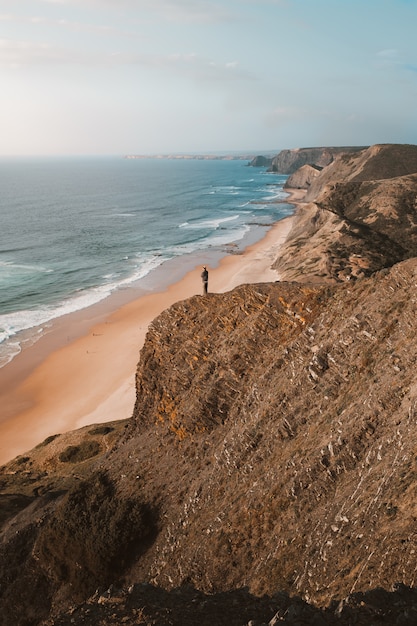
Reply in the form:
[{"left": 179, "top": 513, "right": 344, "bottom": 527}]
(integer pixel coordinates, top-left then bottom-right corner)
[
  {"left": 377, "top": 49, "right": 399, "bottom": 59},
  {"left": 375, "top": 49, "right": 417, "bottom": 81},
  {"left": 404, "top": 63, "right": 417, "bottom": 74},
  {"left": 0, "top": 12, "right": 124, "bottom": 37},
  {"left": 265, "top": 106, "right": 305, "bottom": 126},
  {"left": 112, "top": 51, "right": 255, "bottom": 83},
  {"left": 0, "top": 35, "right": 254, "bottom": 85},
  {"left": 375, "top": 48, "right": 402, "bottom": 72},
  {"left": 144, "top": 0, "right": 235, "bottom": 23},
  {"left": 40, "top": 0, "right": 236, "bottom": 24},
  {"left": 0, "top": 37, "right": 88, "bottom": 67}
]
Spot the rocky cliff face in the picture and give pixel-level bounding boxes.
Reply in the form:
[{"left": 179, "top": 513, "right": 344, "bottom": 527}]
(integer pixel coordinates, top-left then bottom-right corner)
[
  {"left": 270, "top": 146, "right": 366, "bottom": 174},
  {"left": 2, "top": 144, "right": 417, "bottom": 626},
  {"left": 275, "top": 144, "right": 417, "bottom": 283},
  {"left": 305, "top": 143, "right": 417, "bottom": 200},
  {"left": 284, "top": 163, "right": 322, "bottom": 189},
  {"left": 125, "top": 267, "right": 417, "bottom": 605},
  {"left": 249, "top": 155, "right": 274, "bottom": 167}
]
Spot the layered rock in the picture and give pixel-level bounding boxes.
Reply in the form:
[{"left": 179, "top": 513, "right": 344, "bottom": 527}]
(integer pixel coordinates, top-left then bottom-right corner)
[
  {"left": 3, "top": 144, "right": 417, "bottom": 625},
  {"left": 284, "top": 163, "right": 322, "bottom": 189},
  {"left": 270, "top": 146, "right": 366, "bottom": 174},
  {"left": 122, "top": 265, "right": 417, "bottom": 606},
  {"left": 275, "top": 144, "right": 417, "bottom": 283},
  {"left": 249, "top": 155, "right": 274, "bottom": 167}
]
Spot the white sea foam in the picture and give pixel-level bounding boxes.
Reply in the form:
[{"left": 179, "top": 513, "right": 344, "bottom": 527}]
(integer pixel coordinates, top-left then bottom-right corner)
[
  {"left": 0, "top": 340, "right": 21, "bottom": 368},
  {"left": 0, "top": 260, "right": 53, "bottom": 275},
  {"left": 0, "top": 253, "right": 168, "bottom": 367},
  {"left": 172, "top": 224, "right": 249, "bottom": 253},
  {"left": 0, "top": 157, "right": 290, "bottom": 368},
  {"left": 179, "top": 215, "right": 240, "bottom": 230},
  {"left": 0, "top": 222, "right": 252, "bottom": 367},
  {"left": 109, "top": 213, "right": 136, "bottom": 217},
  {"left": 207, "top": 185, "right": 242, "bottom": 195}
]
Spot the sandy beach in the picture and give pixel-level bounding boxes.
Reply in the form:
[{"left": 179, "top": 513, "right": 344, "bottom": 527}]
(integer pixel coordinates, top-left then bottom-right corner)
[{"left": 0, "top": 212, "right": 296, "bottom": 465}]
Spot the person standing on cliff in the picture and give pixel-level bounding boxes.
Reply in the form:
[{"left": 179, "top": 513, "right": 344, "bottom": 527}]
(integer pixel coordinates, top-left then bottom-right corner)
[{"left": 201, "top": 266, "right": 209, "bottom": 294}]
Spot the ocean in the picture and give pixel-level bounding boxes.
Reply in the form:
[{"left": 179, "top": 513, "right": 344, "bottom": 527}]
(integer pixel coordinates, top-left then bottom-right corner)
[{"left": 0, "top": 156, "right": 292, "bottom": 368}]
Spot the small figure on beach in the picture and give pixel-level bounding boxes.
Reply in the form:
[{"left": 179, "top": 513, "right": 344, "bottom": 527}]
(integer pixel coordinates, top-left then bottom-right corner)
[{"left": 201, "top": 266, "right": 209, "bottom": 294}]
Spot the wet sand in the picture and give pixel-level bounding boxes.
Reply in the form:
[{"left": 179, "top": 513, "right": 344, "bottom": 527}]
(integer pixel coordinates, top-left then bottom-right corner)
[{"left": 0, "top": 213, "right": 296, "bottom": 464}]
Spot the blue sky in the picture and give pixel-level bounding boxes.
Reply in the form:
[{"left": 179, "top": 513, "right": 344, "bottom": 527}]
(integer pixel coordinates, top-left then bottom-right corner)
[{"left": 1, "top": 0, "right": 416, "bottom": 155}]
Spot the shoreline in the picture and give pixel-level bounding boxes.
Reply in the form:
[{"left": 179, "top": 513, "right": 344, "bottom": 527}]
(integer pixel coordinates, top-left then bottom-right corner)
[{"left": 0, "top": 199, "right": 300, "bottom": 465}]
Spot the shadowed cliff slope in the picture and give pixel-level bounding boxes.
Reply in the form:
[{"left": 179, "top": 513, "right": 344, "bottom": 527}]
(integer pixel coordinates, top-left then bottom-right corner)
[
  {"left": 122, "top": 266, "right": 417, "bottom": 605},
  {"left": 270, "top": 146, "right": 366, "bottom": 174},
  {"left": 2, "top": 144, "right": 417, "bottom": 625},
  {"left": 274, "top": 144, "right": 417, "bottom": 283}
]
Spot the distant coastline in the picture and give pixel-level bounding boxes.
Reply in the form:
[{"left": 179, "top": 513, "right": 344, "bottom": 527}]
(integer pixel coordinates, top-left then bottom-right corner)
[{"left": 124, "top": 153, "right": 276, "bottom": 161}]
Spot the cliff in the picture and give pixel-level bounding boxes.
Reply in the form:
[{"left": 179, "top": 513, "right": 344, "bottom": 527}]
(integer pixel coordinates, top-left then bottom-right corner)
[
  {"left": 2, "top": 144, "right": 417, "bottom": 626},
  {"left": 249, "top": 155, "right": 274, "bottom": 167},
  {"left": 274, "top": 144, "right": 417, "bottom": 283},
  {"left": 284, "top": 163, "right": 322, "bottom": 189},
  {"left": 269, "top": 146, "right": 366, "bottom": 174}
]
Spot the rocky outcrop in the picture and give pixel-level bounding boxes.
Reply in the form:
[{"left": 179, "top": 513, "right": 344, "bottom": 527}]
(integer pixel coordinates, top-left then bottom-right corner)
[
  {"left": 249, "top": 155, "right": 274, "bottom": 167},
  {"left": 270, "top": 146, "right": 366, "bottom": 174},
  {"left": 121, "top": 265, "right": 417, "bottom": 606},
  {"left": 4, "top": 265, "right": 417, "bottom": 624},
  {"left": 284, "top": 163, "right": 322, "bottom": 189},
  {"left": 37, "top": 583, "right": 417, "bottom": 625},
  {"left": 3, "top": 144, "right": 417, "bottom": 625},
  {"left": 274, "top": 144, "right": 417, "bottom": 283},
  {"left": 305, "top": 143, "right": 417, "bottom": 201}
]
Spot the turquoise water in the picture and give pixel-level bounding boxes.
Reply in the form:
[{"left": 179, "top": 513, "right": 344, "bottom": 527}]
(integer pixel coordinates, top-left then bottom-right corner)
[{"left": 0, "top": 156, "right": 292, "bottom": 366}]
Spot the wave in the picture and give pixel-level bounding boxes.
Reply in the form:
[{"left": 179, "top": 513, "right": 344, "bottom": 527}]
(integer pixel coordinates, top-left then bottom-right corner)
[
  {"left": 0, "top": 260, "right": 54, "bottom": 277},
  {"left": 206, "top": 185, "right": 242, "bottom": 195},
  {"left": 179, "top": 215, "right": 240, "bottom": 230},
  {"left": 0, "top": 215, "right": 251, "bottom": 343},
  {"left": 0, "top": 253, "right": 165, "bottom": 358},
  {"left": 0, "top": 159, "right": 289, "bottom": 368},
  {"left": 166, "top": 224, "right": 250, "bottom": 257},
  {"left": 106, "top": 212, "right": 136, "bottom": 218},
  {"left": 0, "top": 219, "right": 251, "bottom": 367}
]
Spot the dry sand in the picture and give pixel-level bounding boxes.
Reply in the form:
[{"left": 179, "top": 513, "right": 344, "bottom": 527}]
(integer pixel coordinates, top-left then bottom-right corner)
[{"left": 0, "top": 213, "right": 296, "bottom": 464}]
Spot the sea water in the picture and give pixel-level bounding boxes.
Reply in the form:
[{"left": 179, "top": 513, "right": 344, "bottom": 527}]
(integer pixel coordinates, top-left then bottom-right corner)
[{"left": 0, "top": 156, "right": 292, "bottom": 367}]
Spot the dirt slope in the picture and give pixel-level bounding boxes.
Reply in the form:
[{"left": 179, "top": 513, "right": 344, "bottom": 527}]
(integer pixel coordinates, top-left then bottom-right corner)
[
  {"left": 2, "top": 144, "right": 417, "bottom": 625},
  {"left": 274, "top": 145, "right": 417, "bottom": 283}
]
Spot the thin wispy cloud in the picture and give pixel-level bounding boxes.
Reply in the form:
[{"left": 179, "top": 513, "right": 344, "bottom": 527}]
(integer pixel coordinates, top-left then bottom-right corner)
[
  {"left": 0, "top": 35, "right": 253, "bottom": 85},
  {"left": 0, "top": 38, "right": 94, "bottom": 67},
  {"left": 40, "top": 0, "right": 236, "bottom": 24},
  {"left": 0, "top": 12, "right": 127, "bottom": 37},
  {"left": 404, "top": 63, "right": 417, "bottom": 74},
  {"left": 377, "top": 49, "right": 399, "bottom": 59},
  {"left": 144, "top": 0, "right": 236, "bottom": 24},
  {"left": 376, "top": 48, "right": 417, "bottom": 80},
  {"left": 1, "top": 0, "right": 416, "bottom": 154},
  {"left": 264, "top": 106, "right": 306, "bottom": 127},
  {"left": 112, "top": 51, "right": 255, "bottom": 83}
]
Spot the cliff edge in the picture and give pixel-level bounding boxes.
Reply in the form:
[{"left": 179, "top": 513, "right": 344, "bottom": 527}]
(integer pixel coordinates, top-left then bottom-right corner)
[
  {"left": 275, "top": 144, "right": 417, "bottom": 283},
  {"left": 2, "top": 144, "right": 417, "bottom": 626}
]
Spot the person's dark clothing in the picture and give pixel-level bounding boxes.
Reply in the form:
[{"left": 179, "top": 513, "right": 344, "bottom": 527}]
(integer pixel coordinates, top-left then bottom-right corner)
[{"left": 201, "top": 268, "right": 208, "bottom": 294}]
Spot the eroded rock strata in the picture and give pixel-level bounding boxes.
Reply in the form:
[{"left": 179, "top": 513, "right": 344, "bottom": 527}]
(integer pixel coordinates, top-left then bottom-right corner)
[
  {"left": 269, "top": 146, "right": 366, "bottom": 175},
  {"left": 275, "top": 144, "right": 417, "bottom": 283},
  {"left": 2, "top": 144, "right": 417, "bottom": 625}
]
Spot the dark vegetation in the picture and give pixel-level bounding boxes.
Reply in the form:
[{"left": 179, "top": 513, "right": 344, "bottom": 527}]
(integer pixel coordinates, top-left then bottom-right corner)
[
  {"left": 35, "top": 471, "right": 157, "bottom": 600},
  {"left": 58, "top": 440, "right": 101, "bottom": 463}
]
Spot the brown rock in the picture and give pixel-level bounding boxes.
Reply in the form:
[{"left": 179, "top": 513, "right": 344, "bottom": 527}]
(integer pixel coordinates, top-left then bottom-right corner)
[{"left": 2, "top": 144, "right": 417, "bottom": 625}]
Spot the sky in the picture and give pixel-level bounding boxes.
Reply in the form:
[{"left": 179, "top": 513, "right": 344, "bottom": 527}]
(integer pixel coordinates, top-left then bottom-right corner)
[{"left": 0, "top": 0, "right": 417, "bottom": 155}]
